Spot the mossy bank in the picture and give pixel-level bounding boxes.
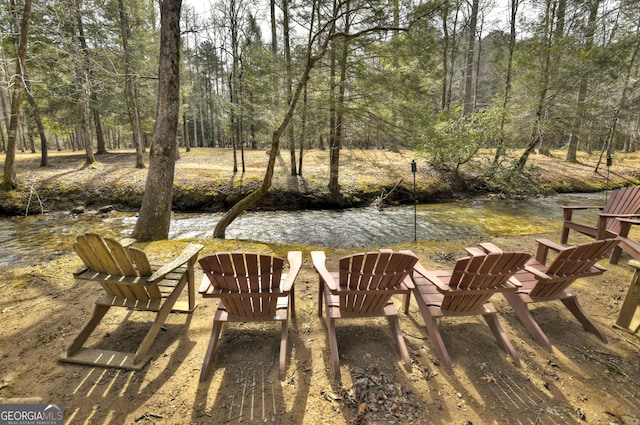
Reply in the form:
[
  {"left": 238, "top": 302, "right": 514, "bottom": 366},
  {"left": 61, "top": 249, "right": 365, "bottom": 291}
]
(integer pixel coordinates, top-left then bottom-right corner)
[{"left": 1, "top": 148, "right": 640, "bottom": 216}]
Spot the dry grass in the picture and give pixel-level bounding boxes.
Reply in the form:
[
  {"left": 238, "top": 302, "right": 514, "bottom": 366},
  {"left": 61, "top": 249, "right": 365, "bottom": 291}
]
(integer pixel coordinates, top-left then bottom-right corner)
[{"left": 2, "top": 147, "right": 640, "bottom": 215}]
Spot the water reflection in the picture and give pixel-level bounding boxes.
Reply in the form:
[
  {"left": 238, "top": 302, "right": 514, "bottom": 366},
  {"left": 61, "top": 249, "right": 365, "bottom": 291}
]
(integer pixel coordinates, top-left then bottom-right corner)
[{"left": 2, "top": 192, "right": 607, "bottom": 268}]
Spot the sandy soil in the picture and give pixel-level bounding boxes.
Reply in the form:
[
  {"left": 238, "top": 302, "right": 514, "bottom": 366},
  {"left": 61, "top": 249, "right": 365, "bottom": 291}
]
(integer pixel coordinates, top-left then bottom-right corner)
[
  {"left": 1, "top": 148, "right": 640, "bottom": 424},
  {"left": 1, "top": 232, "right": 639, "bottom": 425}
]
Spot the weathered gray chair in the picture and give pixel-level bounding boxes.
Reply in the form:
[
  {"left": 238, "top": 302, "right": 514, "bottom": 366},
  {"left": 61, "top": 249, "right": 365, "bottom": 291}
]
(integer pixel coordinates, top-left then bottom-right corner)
[{"left": 63, "top": 233, "right": 203, "bottom": 370}]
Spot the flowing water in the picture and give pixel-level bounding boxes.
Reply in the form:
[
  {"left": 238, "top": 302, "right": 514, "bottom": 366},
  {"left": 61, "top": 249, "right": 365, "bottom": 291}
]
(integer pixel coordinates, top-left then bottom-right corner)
[{"left": 1, "top": 192, "right": 608, "bottom": 269}]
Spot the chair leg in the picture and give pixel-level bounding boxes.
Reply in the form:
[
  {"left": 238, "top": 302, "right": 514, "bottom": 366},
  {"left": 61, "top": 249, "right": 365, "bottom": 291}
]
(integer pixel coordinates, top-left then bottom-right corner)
[
  {"left": 279, "top": 319, "right": 288, "bottom": 381},
  {"left": 135, "top": 279, "right": 187, "bottom": 364},
  {"left": 200, "top": 319, "right": 224, "bottom": 382},
  {"left": 403, "top": 292, "right": 411, "bottom": 315},
  {"left": 290, "top": 286, "right": 296, "bottom": 318},
  {"left": 325, "top": 315, "right": 341, "bottom": 381},
  {"left": 560, "top": 224, "right": 570, "bottom": 244},
  {"left": 483, "top": 312, "right": 521, "bottom": 367},
  {"left": 561, "top": 296, "right": 608, "bottom": 343},
  {"left": 67, "top": 304, "right": 111, "bottom": 356},
  {"left": 413, "top": 297, "right": 452, "bottom": 373},
  {"left": 388, "top": 316, "right": 412, "bottom": 372},
  {"left": 318, "top": 278, "right": 324, "bottom": 316},
  {"left": 609, "top": 245, "right": 623, "bottom": 265},
  {"left": 503, "top": 293, "right": 552, "bottom": 350}
]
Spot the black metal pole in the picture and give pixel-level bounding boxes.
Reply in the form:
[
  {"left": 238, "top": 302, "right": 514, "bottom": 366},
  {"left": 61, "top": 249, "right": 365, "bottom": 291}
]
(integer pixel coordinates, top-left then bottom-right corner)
[
  {"left": 606, "top": 153, "right": 612, "bottom": 203},
  {"left": 411, "top": 160, "right": 417, "bottom": 242}
]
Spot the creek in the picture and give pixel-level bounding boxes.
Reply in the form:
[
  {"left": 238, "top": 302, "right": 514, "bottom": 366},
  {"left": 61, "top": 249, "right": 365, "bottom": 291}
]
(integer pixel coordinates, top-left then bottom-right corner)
[{"left": 1, "top": 192, "right": 607, "bottom": 269}]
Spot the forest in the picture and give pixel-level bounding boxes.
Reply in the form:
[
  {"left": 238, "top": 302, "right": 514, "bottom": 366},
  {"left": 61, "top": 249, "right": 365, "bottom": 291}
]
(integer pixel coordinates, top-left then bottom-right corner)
[{"left": 1, "top": 0, "right": 639, "bottom": 193}]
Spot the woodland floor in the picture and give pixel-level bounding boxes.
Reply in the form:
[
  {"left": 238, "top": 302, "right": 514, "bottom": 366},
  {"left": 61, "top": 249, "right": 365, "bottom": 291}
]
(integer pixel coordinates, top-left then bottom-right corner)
[{"left": 0, "top": 148, "right": 639, "bottom": 424}]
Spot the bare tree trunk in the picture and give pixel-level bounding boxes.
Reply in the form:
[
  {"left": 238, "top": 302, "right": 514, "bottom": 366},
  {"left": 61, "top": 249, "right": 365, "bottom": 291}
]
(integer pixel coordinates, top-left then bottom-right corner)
[
  {"left": 462, "top": 0, "right": 478, "bottom": 117},
  {"left": 119, "top": 0, "right": 145, "bottom": 168},
  {"left": 283, "top": 0, "right": 296, "bottom": 175},
  {"left": 516, "top": 0, "right": 555, "bottom": 169},
  {"left": 77, "top": 11, "right": 107, "bottom": 156},
  {"left": 440, "top": 1, "right": 449, "bottom": 110},
  {"left": 2, "top": 0, "right": 31, "bottom": 190},
  {"left": 270, "top": 0, "right": 277, "bottom": 54},
  {"left": 332, "top": 0, "right": 351, "bottom": 194},
  {"left": 596, "top": 27, "right": 640, "bottom": 171},
  {"left": 131, "top": 0, "right": 182, "bottom": 242},
  {"left": 567, "top": 0, "right": 599, "bottom": 162},
  {"left": 493, "top": 0, "right": 519, "bottom": 167},
  {"left": 328, "top": 35, "right": 339, "bottom": 191},
  {"left": 23, "top": 74, "right": 48, "bottom": 167}
]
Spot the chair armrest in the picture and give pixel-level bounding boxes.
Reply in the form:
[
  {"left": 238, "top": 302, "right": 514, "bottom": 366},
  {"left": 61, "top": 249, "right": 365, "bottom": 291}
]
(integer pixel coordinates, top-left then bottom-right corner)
[
  {"left": 524, "top": 264, "right": 551, "bottom": 280},
  {"left": 535, "top": 238, "right": 566, "bottom": 252},
  {"left": 562, "top": 205, "right": 603, "bottom": 221},
  {"left": 149, "top": 243, "right": 204, "bottom": 283},
  {"left": 465, "top": 247, "right": 486, "bottom": 257},
  {"left": 616, "top": 217, "right": 640, "bottom": 238},
  {"left": 562, "top": 205, "right": 602, "bottom": 211},
  {"left": 507, "top": 276, "right": 523, "bottom": 288},
  {"left": 311, "top": 251, "right": 338, "bottom": 291},
  {"left": 617, "top": 217, "right": 640, "bottom": 224},
  {"left": 534, "top": 238, "right": 566, "bottom": 264},
  {"left": 402, "top": 274, "right": 415, "bottom": 289},
  {"left": 412, "top": 260, "right": 449, "bottom": 292},
  {"left": 599, "top": 213, "right": 640, "bottom": 219},
  {"left": 119, "top": 238, "right": 137, "bottom": 247},
  {"left": 282, "top": 251, "right": 302, "bottom": 291},
  {"left": 478, "top": 242, "right": 503, "bottom": 254}
]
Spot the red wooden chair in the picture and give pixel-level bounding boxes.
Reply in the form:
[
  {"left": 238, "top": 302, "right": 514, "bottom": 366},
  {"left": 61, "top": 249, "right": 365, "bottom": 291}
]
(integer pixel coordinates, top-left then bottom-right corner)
[
  {"left": 312, "top": 250, "right": 418, "bottom": 381},
  {"left": 504, "top": 238, "right": 619, "bottom": 349},
  {"left": 198, "top": 251, "right": 302, "bottom": 381},
  {"left": 409, "top": 244, "right": 530, "bottom": 373},
  {"left": 560, "top": 186, "right": 640, "bottom": 263}
]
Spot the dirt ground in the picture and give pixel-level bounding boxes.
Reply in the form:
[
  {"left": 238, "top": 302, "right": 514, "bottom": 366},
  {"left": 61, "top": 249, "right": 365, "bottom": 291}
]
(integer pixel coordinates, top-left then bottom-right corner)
[
  {"left": 1, "top": 231, "right": 639, "bottom": 425},
  {"left": 1, "top": 148, "right": 639, "bottom": 424}
]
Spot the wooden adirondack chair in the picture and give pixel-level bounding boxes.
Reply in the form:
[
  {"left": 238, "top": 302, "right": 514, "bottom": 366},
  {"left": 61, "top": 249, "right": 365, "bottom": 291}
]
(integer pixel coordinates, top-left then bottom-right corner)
[
  {"left": 311, "top": 249, "right": 418, "bottom": 381},
  {"left": 504, "top": 238, "right": 619, "bottom": 349},
  {"left": 62, "top": 233, "right": 203, "bottom": 370},
  {"left": 614, "top": 259, "right": 640, "bottom": 334},
  {"left": 612, "top": 218, "right": 640, "bottom": 264},
  {"left": 409, "top": 244, "right": 530, "bottom": 373},
  {"left": 560, "top": 186, "right": 640, "bottom": 263},
  {"left": 198, "top": 251, "right": 302, "bottom": 381}
]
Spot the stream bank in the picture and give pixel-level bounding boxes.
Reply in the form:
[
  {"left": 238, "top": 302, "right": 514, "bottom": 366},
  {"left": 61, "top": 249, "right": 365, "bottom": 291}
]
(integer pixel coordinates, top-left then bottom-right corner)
[{"left": 1, "top": 148, "right": 640, "bottom": 216}]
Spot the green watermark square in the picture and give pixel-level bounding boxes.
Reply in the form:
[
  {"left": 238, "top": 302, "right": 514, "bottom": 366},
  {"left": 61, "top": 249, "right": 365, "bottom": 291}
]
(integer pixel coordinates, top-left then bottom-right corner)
[{"left": 0, "top": 404, "right": 64, "bottom": 425}]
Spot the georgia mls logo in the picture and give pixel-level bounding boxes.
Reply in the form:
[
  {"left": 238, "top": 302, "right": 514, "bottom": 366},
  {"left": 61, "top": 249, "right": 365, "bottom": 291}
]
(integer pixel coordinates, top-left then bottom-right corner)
[{"left": 0, "top": 404, "right": 64, "bottom": 425}]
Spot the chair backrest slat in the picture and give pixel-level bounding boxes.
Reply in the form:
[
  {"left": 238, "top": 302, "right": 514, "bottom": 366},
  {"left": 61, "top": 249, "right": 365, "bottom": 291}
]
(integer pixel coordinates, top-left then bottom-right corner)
[
  {"left": 75, "top": 233, "right": 122, "bottom": 275},
  {"left": 530, "top": 239, "right": 619, "bottom": 299},
  {"left": 441, "top": 251, "right": 530, "bottom": 313},
  {"left": 104, "top": 238, "right": 138, "bottom": 276},
  {"left": 74, "top": 233, "right": 160, "bottom": 301},
  {"left": 603, "top": 187, "right": 640, "bottom": 234},
  {"left": 337, "top": 251, "right": 418, "bottom": 314},
  {"left": 199, "top": 252, "right": 286, "bottom": 318}
]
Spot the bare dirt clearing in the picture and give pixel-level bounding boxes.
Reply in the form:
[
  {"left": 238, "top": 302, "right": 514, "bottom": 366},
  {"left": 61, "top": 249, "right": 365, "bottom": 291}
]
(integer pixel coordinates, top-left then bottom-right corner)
[
  {"left": 1, "top": 149, "right": 640, "bottom": 424},
  {"left": 1, "top": 233, "right": 639, "bottom": 424}
]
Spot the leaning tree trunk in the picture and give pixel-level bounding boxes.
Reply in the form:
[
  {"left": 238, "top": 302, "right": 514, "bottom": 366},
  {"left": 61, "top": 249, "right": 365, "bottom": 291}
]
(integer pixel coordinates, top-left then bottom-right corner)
[
  {"left": 131, "top": 0, "right": 182, "bottom": 242},
  {"left": 213, "top": 22, "right": 331, "bottom": 238}
]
